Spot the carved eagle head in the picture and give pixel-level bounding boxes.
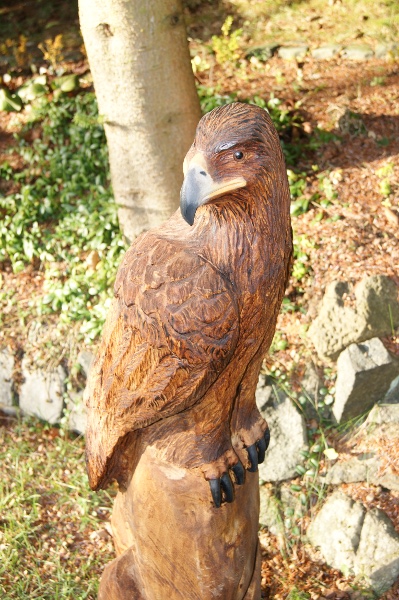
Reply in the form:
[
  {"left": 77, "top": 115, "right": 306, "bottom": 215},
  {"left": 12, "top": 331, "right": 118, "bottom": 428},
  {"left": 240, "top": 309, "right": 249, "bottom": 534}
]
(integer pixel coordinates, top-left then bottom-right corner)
[{"left": 180, "top": 102, "right": 286, "bottom": 226}]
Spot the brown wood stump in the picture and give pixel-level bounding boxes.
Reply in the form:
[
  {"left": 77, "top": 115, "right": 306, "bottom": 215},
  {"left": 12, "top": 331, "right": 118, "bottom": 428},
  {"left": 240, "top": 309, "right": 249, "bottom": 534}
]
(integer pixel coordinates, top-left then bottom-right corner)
[{"left": 99, "top": 445, "right": 261, "bottom": 599}]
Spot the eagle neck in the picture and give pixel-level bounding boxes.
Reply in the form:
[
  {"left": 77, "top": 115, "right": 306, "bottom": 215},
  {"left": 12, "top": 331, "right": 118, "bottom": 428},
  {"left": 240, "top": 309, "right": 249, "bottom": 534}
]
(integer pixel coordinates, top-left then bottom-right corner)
[{"left": 195, "top": 191, "right": 272, "bottom": 296}]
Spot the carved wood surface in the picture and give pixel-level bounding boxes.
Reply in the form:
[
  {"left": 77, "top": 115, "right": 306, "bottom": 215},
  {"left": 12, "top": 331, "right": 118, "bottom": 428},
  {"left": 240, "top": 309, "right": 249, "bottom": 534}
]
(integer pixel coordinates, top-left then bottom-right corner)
[
  {"left": 85, "top": 103, "right": 292, "bottom": 599},
  {"left": 100, "top": 446, "right": 261, "bottom": 599}
]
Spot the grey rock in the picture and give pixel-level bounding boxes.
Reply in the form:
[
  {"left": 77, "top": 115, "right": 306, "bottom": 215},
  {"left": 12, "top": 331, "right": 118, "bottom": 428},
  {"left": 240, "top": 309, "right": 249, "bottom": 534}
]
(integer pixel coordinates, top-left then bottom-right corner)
[
  {"left": 278, "top": 45, "right": 308, "bottom": 60},
  {"left": 359, "top": 275, "right": 399, "bottom": 334},
  {"left": 78, "top": 350, "right": 95, "bottom": 378},
  {"left": 256, "top": 376, "right": 308, "bottom": 482},
  {"left": 376, "top": 471, "right": 399, "bottom": 492},
  {"left": 311, "top": 44, "right": 342, "bottom": 60},
  {"left": 307, "top": 491, "right": 365, "bottom": 572},
  {"left": 342, "top": 45, "right": 374, "bottom": 60},
  {"left": 300, "top": 363, "right": 321, "bottom": 420},
  {"left": 323, "top": 452, "right": 399, "bottom": 492},
  {"left": 279, "top": 482, "right": 305, "bottom": 520},
  {"left": 375, "top": 43, "right": 399, "bottom": 59},
  {"left": 368, "top": 402, "right": 399, "bottom": 425},
  {"left": 323, "top": 403, "right": 399, "bottom": 491},
  {"left": 355, "top": 508, "right": 399, "bottom": 593},
  {"left": 259, "top": 486, "right": 285, "bottom": 539},
  {"left": 324, "top": 454, "right": 378, "bottom": 485},
  {"left": 308, "top": 281, "right": 353, "bottom": 361},
  {"left": 0, "top": 348, "right": 14, "bottom": 410},
  {"left": 384, "top": 375, "right": 399, "bottom": 404},
  {"left": 308, "top": 491, "right": 399, "bottom": 592},
  {"left": 19, "top": 359, "right": 66, "bottom": 424},
  {"left": 302, "top": 363, "right": 321, "bottom": 402},
  {"left": 308, "top": 275, "right": 399, "bottom": 361},
  {"left": 256, "top": 377, "right": 274, "bottom": 412},
  {"left": 67, "top": 391, "right": 87, "bottom": 434},
  {"left": 245, "top": 43, "right": 279, "bottom": 61},
  {"left": 333, "top": 338, "right": 399, "bottom": 423}
]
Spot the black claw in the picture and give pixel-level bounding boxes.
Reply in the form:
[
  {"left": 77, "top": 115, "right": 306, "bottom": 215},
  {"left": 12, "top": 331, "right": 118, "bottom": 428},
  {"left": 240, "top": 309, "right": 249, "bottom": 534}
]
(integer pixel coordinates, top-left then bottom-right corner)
[
  {"left": 247, "top": 443, "right": 258, "bottom": 472},
  {"left": 264, "top": 428, "right": 271, "bottom": 451},
  {"left": 220, "top": 472, "right": 234, "bottom": 503},
  {"left": 256, "top": 436, "right": 267, "bottom": 464},
  {"left": 232, "top": 461, "right": 245, "bottom": 485},
  {"left": 209, "top": 479, "right": 222, "bottom": 508}
]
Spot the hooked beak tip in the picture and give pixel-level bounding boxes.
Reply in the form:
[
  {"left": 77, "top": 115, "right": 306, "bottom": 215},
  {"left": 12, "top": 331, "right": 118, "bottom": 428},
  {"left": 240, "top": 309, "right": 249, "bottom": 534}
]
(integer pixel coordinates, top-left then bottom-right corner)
[{"left": 180, "top": 199, "right": 196, "bottom": 226}]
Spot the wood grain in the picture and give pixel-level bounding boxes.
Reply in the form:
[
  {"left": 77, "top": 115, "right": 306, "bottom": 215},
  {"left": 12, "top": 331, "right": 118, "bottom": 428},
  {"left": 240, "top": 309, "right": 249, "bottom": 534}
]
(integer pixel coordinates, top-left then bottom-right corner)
[{"left": 85, "top": 102, "right": 292, "bottom": 599}]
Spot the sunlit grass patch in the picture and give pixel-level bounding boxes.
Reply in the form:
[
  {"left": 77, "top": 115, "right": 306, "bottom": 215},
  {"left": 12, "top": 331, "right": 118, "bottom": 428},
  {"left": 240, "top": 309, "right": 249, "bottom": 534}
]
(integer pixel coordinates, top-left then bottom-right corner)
[{"left": 0, "top": 415, "right": 116, "bottom": 599}]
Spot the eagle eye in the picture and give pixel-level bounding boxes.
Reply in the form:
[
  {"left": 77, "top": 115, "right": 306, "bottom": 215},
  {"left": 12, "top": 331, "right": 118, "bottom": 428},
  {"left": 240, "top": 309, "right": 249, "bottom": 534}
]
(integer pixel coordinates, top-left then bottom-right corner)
[{"left": 234, "top": 151, "right": 244, "bottom": 161}]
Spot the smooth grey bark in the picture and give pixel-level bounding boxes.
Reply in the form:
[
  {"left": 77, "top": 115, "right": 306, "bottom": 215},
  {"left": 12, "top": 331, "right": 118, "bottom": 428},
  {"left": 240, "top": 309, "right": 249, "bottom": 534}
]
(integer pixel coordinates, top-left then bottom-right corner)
[{"left": 79, "top": 0, "right": 201, "bottom": 241}]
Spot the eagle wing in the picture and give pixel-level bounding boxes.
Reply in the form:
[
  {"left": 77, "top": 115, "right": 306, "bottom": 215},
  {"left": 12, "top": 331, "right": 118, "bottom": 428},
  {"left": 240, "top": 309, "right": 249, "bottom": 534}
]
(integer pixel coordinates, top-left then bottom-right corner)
[{"left": 85, "top": 230, "right": 240, "bottom": 490}]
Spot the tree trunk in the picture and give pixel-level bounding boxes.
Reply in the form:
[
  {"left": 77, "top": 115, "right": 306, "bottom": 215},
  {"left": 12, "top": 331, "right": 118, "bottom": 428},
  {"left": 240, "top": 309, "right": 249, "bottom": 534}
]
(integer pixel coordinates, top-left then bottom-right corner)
[{"left": 79, "top": 0, "right": 201, "bottom": 242}]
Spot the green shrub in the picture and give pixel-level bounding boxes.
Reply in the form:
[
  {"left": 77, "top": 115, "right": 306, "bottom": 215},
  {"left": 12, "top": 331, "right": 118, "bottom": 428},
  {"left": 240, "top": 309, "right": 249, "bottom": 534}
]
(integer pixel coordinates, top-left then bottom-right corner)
[{"left": 0, "top": 92, "right": 126, "bottom": 343}]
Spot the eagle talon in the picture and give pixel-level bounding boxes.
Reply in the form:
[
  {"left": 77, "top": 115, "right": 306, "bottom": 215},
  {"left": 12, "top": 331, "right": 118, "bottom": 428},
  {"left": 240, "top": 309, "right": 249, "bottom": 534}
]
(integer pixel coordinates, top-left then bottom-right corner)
[
  {"left": 246, "top": 430, "right": 270, "bottom": 471},
  {"left": 256, "top": 436, "right": 267, "bottom": 464},
  {"left": 264, "top": 429, "right": 271, "bottom": 450},
  {"left": 231, "top": 461, "right": 245, "bottom": 485},
  {"left": 247, "top": 443, "right": 258, "bottom": 472},
  {"left": 220, "top": 472, "right": 234, "bottom": 503},
  {"left": 209, "top": 479, "right": 222, "bottom": 508}
]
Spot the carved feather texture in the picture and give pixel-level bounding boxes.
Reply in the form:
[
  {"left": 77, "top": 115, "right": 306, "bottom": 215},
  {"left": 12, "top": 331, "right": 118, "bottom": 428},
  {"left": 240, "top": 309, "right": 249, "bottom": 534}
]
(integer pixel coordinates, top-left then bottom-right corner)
[
  {"left": 85, "top": 233, "right": 239, "bottom": 489},
  {"left": 85, "top": 102, "right": 292, "bottom": 491}
]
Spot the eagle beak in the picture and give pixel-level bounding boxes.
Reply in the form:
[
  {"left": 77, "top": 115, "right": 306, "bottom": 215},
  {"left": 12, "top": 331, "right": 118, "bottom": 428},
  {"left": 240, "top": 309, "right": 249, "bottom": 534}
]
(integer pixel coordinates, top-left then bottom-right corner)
[{"left": 180, "top": 152, "right": 246, "bottom": 226}]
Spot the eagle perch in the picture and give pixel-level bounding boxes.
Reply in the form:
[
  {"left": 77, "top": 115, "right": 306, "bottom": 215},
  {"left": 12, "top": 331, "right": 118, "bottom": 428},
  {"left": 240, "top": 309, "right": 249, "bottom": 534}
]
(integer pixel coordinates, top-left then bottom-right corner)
[{"left": 86, "top": 102, "right": 292, "bottom": 515}]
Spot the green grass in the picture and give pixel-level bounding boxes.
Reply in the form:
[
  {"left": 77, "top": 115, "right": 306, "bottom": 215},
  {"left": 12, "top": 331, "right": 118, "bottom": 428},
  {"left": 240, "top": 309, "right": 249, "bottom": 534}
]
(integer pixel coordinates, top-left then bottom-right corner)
[
  {"left": 286, "top": 590, "right": 310, "bottom": 600},
  {"left": 230, "top": 0, "right": 399, "bottom": 46},
  {"left": 0, "top": 415, "right": 116, "bottom": 598}
]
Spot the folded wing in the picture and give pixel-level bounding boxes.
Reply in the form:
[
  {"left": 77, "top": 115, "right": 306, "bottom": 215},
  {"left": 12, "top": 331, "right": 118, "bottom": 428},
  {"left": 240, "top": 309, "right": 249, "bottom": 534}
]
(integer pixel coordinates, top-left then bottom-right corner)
[{"left": 85, "top": 231, "right": 239, "bottom": 490}]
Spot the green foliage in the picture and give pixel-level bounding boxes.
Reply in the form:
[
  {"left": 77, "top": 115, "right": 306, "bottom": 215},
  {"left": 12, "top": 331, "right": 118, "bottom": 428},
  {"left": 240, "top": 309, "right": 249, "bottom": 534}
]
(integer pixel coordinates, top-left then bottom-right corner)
[
  {"left": 17, "top": 75, "right": 48, "bottom": 103},
  {"left": 370, "top": 75, "right": 386, "bottom": 87},
  {"left": 270, "top": 331, "right": 288, "bottom": 354},
  {"left": 288, "top": 169, "right": 307, "bottom": 199},
  {"left": 249, "top": 95, "right": 303, "bottom": 165},
  {"left": 307, "top": 127, "right": 340, "bottom": 151},
  {"left": 0, "top": 87, "right": 23, "bottom": 112},
  {"left": 286, "top": 590, "right": 311, "bottom": 600},
  {"left": 0, "top": 92, "right": 126, "bottom": 343},
  {"left": 197, "top": 85, "right": 238, "bottom": 113},
  {"left": 318, "top": 173, "right": 338, "bottom": 202},
  {"left": 376, "top": 161, "right": 394, "bottom": 205},
  {"left": 211, "top": 16, "right": 242, "bottom": 65},
  {"left": 280, "top": 296, "right": 304, "bottom": 314},
  {"left": 292, "top": 235, "right": 314, "bottom": 282},
  {"left": 191, "top": 53, "right": 211, "bottom": 74},
  {"left": 287, "top": 169, "right": 310, "bottom": 217},
  {"left": 1, "top": 71, "right": 81, "bottom": 116}
]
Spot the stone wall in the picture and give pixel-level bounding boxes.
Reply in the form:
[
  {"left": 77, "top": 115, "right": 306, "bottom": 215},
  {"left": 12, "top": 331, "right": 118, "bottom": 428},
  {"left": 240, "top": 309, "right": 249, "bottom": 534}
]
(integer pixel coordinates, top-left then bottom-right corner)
[
  {"left": 0, "top": 348, "right": 93, "bottom": 434},
  {"left": 258, "top": 274, "right": 399, "bottom": 595}
]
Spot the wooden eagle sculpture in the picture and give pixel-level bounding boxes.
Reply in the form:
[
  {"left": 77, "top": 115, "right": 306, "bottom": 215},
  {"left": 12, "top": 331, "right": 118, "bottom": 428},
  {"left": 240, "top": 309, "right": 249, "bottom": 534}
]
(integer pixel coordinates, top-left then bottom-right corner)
[{"left": 85, "top": 102, "right": 292, "bottom": 599}]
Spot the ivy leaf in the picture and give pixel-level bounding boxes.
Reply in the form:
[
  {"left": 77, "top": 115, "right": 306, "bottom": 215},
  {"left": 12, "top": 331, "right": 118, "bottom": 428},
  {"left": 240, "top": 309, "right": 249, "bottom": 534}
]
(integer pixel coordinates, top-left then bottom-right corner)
[{"left": 0, "top": 88, "right": 23, "bottom": 112}]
